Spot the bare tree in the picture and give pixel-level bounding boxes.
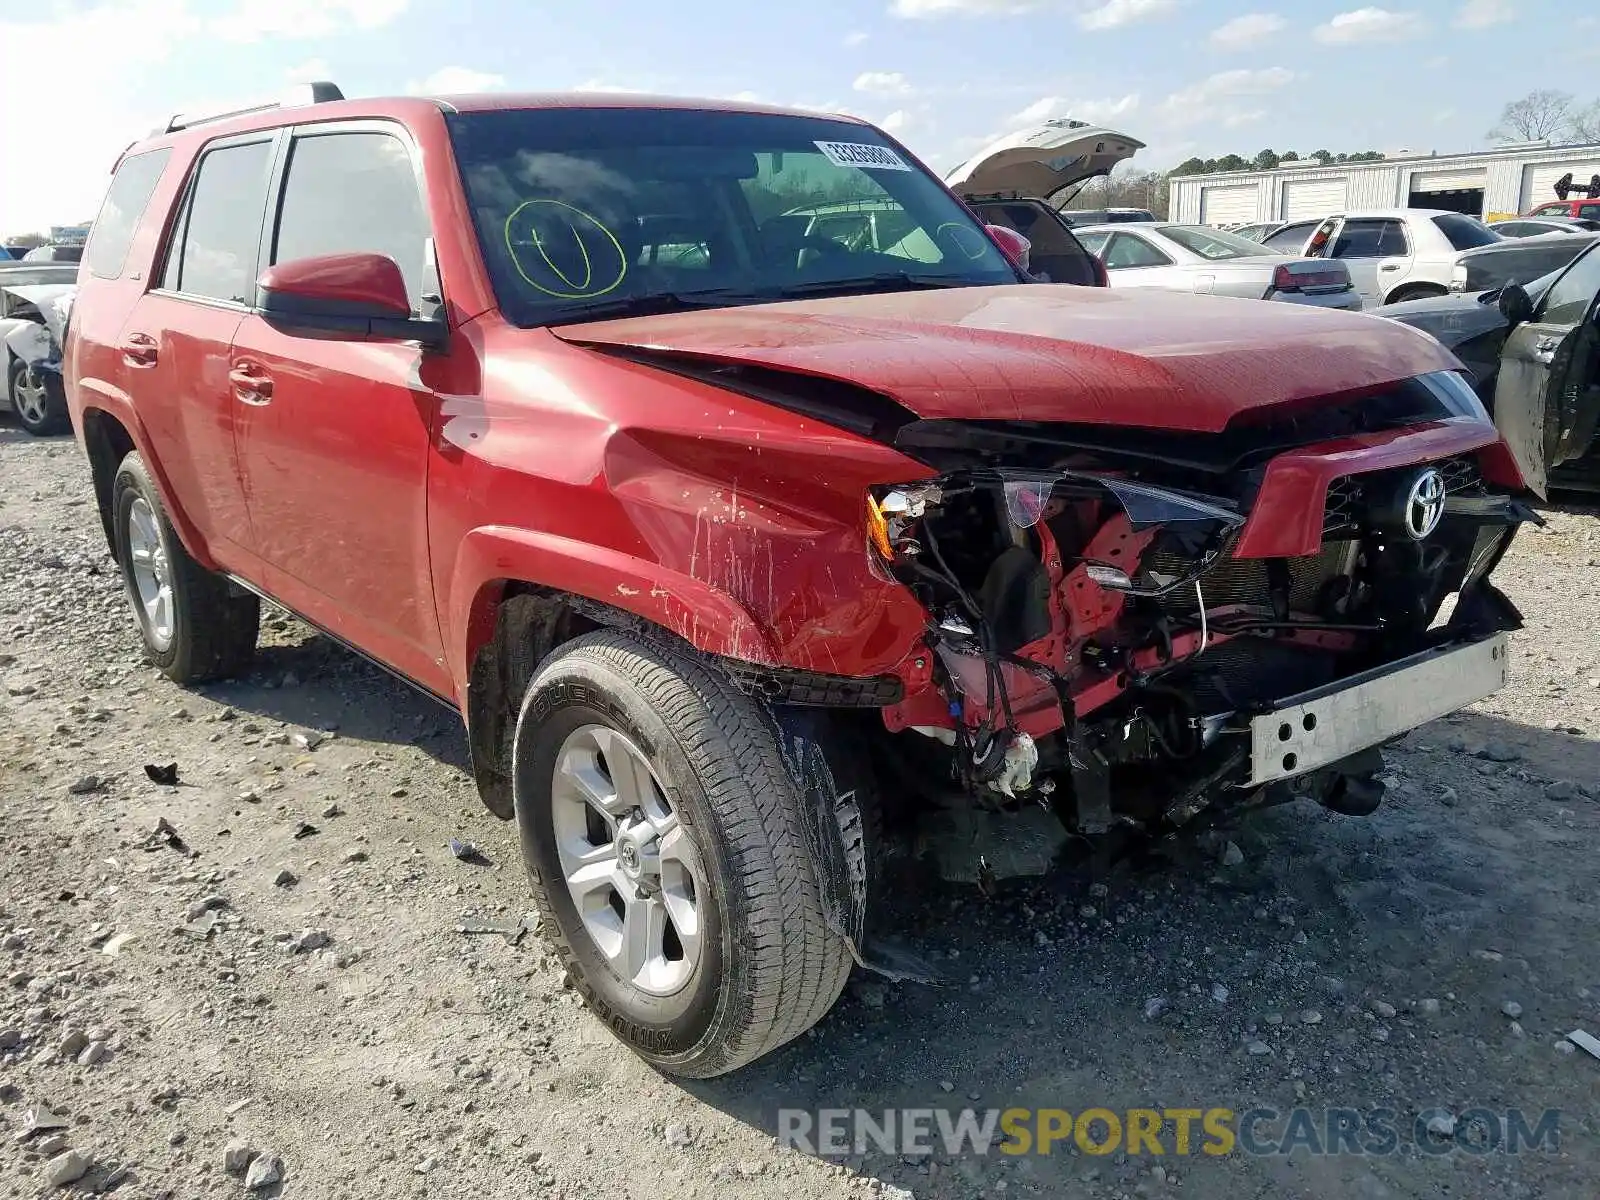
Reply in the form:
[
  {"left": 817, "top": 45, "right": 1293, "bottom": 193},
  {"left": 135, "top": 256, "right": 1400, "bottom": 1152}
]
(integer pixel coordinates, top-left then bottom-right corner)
[
  {"left": 1488, "top": 90, "right": 1575, "bottom": 142},
  {"left": 1571, "top": 101, "right": 1600, "bottom": 144}
]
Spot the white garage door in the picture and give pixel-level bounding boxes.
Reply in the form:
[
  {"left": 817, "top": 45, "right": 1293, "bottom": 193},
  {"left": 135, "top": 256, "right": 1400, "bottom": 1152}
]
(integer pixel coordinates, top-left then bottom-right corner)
[
  {"left": 1410, "top": 168, "right": 1486, "bottom": 192},
  {"left": 1521, "top": 160, "right": 1600, "bottom": 210},
  {"left": 1199, "top": 184, "right": 1257, "bottom": 226},
  {"left": 1280, "top": 178, "right": 1349, "bottom": 221}
]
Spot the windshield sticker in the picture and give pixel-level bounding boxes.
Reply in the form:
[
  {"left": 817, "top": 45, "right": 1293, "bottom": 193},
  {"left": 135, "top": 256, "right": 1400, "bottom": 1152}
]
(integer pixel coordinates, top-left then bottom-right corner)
[
  {"left": 504, "top": 199, "right": 629, "bottom": 299},
  {"left": 813, "top": 141, "right": 912, "bottom": 172}
]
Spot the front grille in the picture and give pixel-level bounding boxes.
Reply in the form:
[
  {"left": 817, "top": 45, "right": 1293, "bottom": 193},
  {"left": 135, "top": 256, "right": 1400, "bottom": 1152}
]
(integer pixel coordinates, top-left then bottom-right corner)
[
  {"left": 1145, "top": 538, "right": 1356, "bottom": 617},
  {"left": 1323, "top": 454, "right": 1483, "bottom": 536}
]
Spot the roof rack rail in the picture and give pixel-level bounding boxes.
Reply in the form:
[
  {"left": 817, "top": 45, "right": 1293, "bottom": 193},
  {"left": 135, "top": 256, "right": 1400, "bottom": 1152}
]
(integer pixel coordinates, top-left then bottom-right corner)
[{"left": 159, "top": 81, "right": 345, "bottom": 135}]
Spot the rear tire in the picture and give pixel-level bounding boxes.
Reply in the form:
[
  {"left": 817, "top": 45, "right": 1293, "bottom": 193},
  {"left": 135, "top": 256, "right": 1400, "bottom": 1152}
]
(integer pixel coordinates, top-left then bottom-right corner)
[
  {"left": 111, "top": 452, "right": 260, "bottom": 683},
  {"left": 1383, "top": 283, "right": 1448, "bottom": 305},
  {"left": 512, "top": 631, "right": 853, "bottom": 1078},
  {"left": 8, "top": 356, "right": 69, "bottom": 436}
]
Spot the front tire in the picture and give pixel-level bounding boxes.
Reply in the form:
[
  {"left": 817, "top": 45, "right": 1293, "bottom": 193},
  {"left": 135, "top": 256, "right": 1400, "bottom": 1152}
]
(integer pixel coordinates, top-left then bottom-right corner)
[
  {"left": 8, "top": 356, "right": 69, "bottom": 436},
  {"left": 512, "top": 631, "right": 853, "bottom": 1078},
  {"left": 111, "top": 452, "right": 260, "bottom": 683}
]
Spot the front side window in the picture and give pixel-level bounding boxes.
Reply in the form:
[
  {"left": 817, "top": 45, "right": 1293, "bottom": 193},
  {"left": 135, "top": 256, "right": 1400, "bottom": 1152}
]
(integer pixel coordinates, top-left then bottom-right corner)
[
  {"left": 1539, "top": 242, "right": 1600, "bottom": 326},
  {"left": 1579, "top": 203, "right": 1600, "bottom": 220},
  {"left": 272, "top": 129, "right": 433, "bottom": 312},
  {"left": 86, "top": 148, "right": 171, "bottom": 280},
  {"left": 1101, "top": 232, "right": 1171, "bottom": 269},
  {"left": 162, "top": 139, "right": 274, "bottom": 304},
  {"left": 1157, "top": 225, "right": 1269, "bottom": 261},
  {"left": 446, "top": 108, "right": 1018, "bottom": 326}
]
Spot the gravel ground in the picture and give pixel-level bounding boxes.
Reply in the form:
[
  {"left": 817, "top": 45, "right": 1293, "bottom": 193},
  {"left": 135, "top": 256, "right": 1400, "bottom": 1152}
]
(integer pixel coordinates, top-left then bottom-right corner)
[{"left": 2, "top": 421, "right": 1600, "bottom": 1199}]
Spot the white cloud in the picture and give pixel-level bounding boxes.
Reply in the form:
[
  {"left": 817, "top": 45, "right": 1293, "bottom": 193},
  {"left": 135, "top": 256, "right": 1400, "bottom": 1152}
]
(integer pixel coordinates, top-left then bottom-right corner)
[
  {"left": 1312, "top": 7, "right": 1427, "bottom": 44},
  {"left": 1076, "top": 0, "right": 1180, "bottom": 30},
  {"left": 1208, "top": 12, "right": 1286, "bottom": 49},
  {"left": 407, "top": 67, "right": 507, "bottom": 94},
  {"left": 209, "top": 0, "right": 408, "bottom": 42},
  {"left": 1008, "top": 93, "right": 1140, "bottom": 127},
  {"left": 1454, "top": 0, "right": 1513, "bottom": 28},
  {"left": 853, "top": 71, "right": 914, "bottom": 96},
  {"left": 844, "top": 30, "right": 870, "bottom": 45},
  {"left": 890, "top": 0, "right": 1044, "bottom": 16},
  {"left": 1158, "top": 67, "right": 1294, "bottom": 128}
]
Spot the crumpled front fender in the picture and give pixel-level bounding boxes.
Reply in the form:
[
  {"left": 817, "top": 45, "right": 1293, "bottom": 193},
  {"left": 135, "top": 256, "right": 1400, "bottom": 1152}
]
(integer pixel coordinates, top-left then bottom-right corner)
[{"left": 446, "top": 524, "right": 780, "bottom": 696}]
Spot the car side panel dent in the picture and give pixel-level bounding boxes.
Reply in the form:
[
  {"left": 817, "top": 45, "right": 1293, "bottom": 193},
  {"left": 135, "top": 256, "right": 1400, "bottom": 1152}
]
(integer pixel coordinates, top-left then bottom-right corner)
[{"left": 446, "top": 525, "right": 780, "bottom": 694}]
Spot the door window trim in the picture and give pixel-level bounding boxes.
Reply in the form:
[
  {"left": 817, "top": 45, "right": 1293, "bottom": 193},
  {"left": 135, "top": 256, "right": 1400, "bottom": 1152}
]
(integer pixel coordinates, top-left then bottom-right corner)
[
  {"left": 265, "top": 118, "right": 448, "bottom": 322},
  {"left": 150, "top": 129, "right": 284, "bottom": 312}
]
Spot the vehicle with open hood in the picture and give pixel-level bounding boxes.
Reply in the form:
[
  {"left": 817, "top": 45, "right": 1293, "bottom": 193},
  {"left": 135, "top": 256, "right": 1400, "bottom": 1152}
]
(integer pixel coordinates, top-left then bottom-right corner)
[
  {"left": 66, "top": 83, "right": 1543, "bottom": 1081},
  {"left": 942, "top": 118, "right": 1148, "bottom": 286},
  {"left": 0, "top": 261, "right": 79, "bottom": 434}
]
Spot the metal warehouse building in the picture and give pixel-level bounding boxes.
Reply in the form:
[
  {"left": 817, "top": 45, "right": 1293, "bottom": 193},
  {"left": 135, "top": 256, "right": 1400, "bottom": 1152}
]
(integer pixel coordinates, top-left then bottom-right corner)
[{"left": 1169, "top": 140, "right": 1600, "bottom": 227}]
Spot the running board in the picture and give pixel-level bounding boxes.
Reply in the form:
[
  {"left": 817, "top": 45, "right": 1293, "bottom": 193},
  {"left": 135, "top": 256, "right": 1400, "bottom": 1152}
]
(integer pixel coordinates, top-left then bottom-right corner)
[{"left": 224, "top": 574, "right": 457, "bottom": 712}]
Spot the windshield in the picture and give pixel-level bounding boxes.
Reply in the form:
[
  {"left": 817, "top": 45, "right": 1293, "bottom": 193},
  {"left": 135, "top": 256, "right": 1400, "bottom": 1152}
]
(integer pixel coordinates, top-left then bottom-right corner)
[
  {"left": 446, "top": 107, "right": 1019, "bottom": 326},
  {"left": 1156, "top": 225, "right": 1276, "bottom": 260}
]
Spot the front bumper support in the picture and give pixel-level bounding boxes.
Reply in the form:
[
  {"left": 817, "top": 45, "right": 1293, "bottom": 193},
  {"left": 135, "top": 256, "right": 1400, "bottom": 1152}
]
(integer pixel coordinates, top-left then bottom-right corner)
[{"left": 1248, "top": 632, "right": 1509, "bottom": 785}]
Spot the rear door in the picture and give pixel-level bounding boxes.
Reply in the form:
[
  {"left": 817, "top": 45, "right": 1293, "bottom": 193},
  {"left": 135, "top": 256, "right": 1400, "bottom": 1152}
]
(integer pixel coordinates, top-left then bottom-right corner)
[
  {"left": 228, "top": 119, "right": 448, "bottom": 689},
  {"left": 118, "top": 133, "right": 278, "bottom": 559},
  {"left": 1318, "top": 217, "right": 1412, "bottom": 304},
  {"left": 1492, "top": 243, "right": 1600, "bottom": 498}
]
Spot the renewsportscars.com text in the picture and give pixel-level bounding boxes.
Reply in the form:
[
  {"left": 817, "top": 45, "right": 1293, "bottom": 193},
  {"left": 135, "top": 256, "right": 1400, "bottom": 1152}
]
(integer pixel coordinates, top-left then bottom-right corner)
[{"left": 778, "top": 1106, "right": 1560, "bottom": 1158}]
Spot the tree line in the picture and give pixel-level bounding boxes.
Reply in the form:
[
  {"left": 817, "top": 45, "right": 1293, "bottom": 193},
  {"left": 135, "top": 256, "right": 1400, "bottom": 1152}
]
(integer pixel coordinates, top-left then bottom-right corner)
[{"left": 1169, "top": 148, "right": 1385, "bottom": 177}]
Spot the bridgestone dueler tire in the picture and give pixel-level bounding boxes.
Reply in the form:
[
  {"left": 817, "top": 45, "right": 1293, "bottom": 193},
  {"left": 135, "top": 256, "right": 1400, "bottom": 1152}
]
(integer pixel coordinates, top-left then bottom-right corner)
[
  {"left": 111, "top": 452, "right": 260, "bottom": 684},
  {"left": 512, "top": 630, "right": 853, "bottom": 1078}
]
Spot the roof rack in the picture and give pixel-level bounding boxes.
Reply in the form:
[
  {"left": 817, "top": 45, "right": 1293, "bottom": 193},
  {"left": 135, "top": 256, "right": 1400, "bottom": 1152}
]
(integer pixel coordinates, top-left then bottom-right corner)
[{"left": 159, "top": 81, "right": 345, "bottom": 135}]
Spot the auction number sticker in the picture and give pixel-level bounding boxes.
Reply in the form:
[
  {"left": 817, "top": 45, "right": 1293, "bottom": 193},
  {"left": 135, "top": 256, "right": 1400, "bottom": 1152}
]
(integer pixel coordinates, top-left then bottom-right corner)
[{"left": 814, "top": 141, "right": 912, "bottom": 172}]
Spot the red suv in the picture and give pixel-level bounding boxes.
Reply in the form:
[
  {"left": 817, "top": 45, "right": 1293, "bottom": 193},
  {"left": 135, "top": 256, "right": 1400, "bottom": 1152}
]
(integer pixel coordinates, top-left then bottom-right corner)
[{"left": 66, "top": 83, "right": 1539, "bottom": 1078}]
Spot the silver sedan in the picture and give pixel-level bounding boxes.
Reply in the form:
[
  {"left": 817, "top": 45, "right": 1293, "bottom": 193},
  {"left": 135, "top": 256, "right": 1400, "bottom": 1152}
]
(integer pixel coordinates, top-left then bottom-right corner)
[{"left": 1072, "top": 223, "right": 1362, "bottom": 310}]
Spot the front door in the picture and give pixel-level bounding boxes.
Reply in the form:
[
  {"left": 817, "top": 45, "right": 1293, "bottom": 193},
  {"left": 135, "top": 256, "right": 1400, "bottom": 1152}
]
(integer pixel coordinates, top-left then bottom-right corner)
[
  {"left": 230, "top": 121, "right": 449, "bottom": 690},
  {"left": 1492, "top": 244, "right": 1600, "bottom": 498}
]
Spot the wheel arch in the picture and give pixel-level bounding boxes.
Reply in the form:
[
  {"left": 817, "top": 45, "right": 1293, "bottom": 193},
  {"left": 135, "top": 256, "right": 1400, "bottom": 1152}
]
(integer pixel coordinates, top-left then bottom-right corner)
[
  {"left": 78, "top": 400, "right": 221, "bottom": 570},
  {"left": 451, "top": 526, "right": 781, "bottom": 820}
]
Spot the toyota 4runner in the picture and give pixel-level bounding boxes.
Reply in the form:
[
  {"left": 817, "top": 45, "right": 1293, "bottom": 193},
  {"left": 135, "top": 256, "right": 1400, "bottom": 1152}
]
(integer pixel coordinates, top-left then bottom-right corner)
[{"left": 65, "top": 83, "right": 1541, "bottom": 1078}]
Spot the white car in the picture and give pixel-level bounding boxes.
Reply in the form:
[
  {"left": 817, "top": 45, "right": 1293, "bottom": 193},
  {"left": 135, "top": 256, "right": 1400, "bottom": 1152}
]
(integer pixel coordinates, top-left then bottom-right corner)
[
  {"left": 1071, "top": 222, "right": 1362, "bottom": 310},
  {"left": 1258, "top": 209, "right": 1503, "bottom": 307}
]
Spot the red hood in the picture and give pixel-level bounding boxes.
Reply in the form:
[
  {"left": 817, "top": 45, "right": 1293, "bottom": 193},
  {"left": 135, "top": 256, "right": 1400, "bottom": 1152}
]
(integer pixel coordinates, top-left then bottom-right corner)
[{"left": 549, "top": 285, "right": 1463, "bottom": 432}]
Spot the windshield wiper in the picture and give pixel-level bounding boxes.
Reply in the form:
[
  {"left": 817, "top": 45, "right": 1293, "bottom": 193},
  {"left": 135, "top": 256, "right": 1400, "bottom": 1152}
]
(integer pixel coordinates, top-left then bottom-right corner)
[
  {"left": 545, "top": 289, "right": 761, "bottom": 324},
  {"left": 755, "top": 272, "right": 990, "bottom": 300}
]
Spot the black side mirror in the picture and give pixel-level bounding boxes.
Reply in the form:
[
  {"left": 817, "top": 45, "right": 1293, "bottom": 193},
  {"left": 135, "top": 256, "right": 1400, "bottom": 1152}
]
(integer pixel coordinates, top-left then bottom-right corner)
[{"left": 1497, "top": 282, "right": 1533, "bottom": 329}]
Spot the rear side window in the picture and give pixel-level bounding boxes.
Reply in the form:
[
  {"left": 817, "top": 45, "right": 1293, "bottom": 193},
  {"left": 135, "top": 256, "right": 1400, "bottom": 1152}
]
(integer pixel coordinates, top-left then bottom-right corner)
[
  {"left": 86, "top": 148, "right": 171, "bottom": 280},
  {"left": 1101, "top": 232, "right": 1171, "bottom": 269},
  {"left": 271, "top": 130, "right": 433, "bottom": 312},
  {"left": 1331, "top": 218, "right": 1409, "bottom": 258},
  {"left": 161, "top": 139, "right": 275, "bottom": 304},
  {"left": 1431, "top": 213, "right": 1499, "bottom": 251},
  {"left": 1580, "top": 204, "right": 1600, "bottom": 220}
]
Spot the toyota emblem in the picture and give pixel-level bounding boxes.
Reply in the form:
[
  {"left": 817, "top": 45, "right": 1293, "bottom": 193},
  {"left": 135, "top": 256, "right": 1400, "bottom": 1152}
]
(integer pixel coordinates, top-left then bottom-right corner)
[{"left": 1403, "top": 468, "right": 1446, "bottom": 540}]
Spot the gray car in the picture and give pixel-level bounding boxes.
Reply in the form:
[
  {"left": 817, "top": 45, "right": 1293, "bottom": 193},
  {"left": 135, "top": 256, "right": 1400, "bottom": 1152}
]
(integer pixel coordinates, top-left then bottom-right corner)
[{"left": 1072, "top": 222, "right": 1362, "bottom": 309}]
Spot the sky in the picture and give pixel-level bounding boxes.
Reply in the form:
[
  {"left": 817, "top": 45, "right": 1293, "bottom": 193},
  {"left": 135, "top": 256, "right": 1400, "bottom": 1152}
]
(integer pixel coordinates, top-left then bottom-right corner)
[{"left": 0, "top": 0, "right": 1589, "bottom": 235}]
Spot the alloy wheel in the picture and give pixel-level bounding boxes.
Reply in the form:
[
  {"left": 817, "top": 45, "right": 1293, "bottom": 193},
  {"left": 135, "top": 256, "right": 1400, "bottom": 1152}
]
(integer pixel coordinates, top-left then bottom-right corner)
[{"left": 549, "top": 724, "right": 706, "bottom": 997}]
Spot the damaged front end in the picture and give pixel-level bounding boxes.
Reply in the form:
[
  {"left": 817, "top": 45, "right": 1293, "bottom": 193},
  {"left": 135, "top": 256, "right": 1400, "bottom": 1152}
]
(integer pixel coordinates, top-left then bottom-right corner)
[{"left": 865, "top": 375, "right": 1533, "bottom": 867}]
